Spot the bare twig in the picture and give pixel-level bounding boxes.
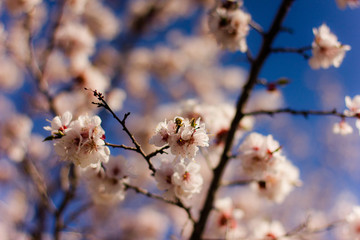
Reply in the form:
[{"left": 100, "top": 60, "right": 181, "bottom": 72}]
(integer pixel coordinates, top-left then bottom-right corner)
[
  {"left": 271, "top": 46, "right": 312, "bottom": 59},
  {"left": 244, "top": 108, "right": 350, "bottom": 119},
  {"left": 105, "top": 142, "right": 138, "bottom": 152},
  {"left": 124, "top": 183, "right": 195, "bottom": 224},
  {"left": 54, "top": 164, "right": 78, "bottom": 240},
  {"left": 89, "top": 89, "right": 171, "bottom": 175}
]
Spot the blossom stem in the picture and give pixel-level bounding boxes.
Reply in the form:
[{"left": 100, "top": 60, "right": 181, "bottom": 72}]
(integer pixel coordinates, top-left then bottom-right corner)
[
  {"left": 90, "top": 89, "right": 157, "bottom": 174},
  {"left": 124, "top": 183, "right": 195, "bottom": 223}
]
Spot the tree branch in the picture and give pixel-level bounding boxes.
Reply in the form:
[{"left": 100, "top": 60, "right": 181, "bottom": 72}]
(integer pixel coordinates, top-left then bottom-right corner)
[
  {"left": 271, "top": 46, "right": 312, "bottom": 59},
  {"left": 54, "top": 164, "right": 78, "bottom": 240},
  {"left": 190, "top": 1, "right": 296, "bottom": 239},
  {"left": 244, "top": 108, "right": 350, "bottom": 119}
]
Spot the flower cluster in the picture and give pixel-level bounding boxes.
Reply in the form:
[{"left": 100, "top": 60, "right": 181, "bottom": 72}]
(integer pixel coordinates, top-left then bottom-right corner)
[
  {"left": 149, "top": 116, "right": 209, "bottom": 159},
  {"left": 81, "top": 155, "right": 131, "bottom": 205},
  {"left": 238, "top": 133, "right": 301, "bottom": 203},
  {"left": 309, "top": 24, "right": 350, "bottom": 69},
  {"left": 208, "top": 0, "right": 251, "bottom": 52},
  {"left": 206, "top": 197, "right": 245, "bottom": 239},
  {"left": 44, "top": 111, "right": 110, "bottom": 168},
  {"left": 333, "top": 95, "right": 360, "bottom": 135},
  {"left": 154, "top": 157, "right": 203, "bottom": 201}
]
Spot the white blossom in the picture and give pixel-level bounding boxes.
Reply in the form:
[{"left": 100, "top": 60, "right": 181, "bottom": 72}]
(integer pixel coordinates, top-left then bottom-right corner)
[
  {"left": 154, "top": 158, "right": 176, "bottom": 200},
  {"left": 150, "top": 117, "right": 209, "bottom": 159},
  {"left": 82, "top": 166, "right": 126, "bottom": 205},
  {"left": 343, "top": 206, "right": 360, "bottom": 240},
  {"left": 336, "top": 0, "right": 360, "bottom": 9},
  {"left": 239, "top": 132, "right": 283, "bottom": 179},
  {"left": 155, "top": 158, "right": 203, "bottom": 200},
  {"left": 249, "top": 219, "right": 288, "bottom": 240},
  {"left": 309, "top": 24, "right": 350, "bottom": 69},
  {"left": 51, "top": 114, "right": 110, "bottom": 168},
  {"left": 44, "top": 111, "right": 73, "bottom": 135},
  {"left": 208, "top": 1, "right": 251, "bottom": 52},
  {"left": 172, "top": 160, "right": 203, "bottom": 200},
  {"left": 252, "top": 160, "right": 301, "bottom": 203},
  {"left": 333, "top": 120, "right": 353, "bottom": 135}
]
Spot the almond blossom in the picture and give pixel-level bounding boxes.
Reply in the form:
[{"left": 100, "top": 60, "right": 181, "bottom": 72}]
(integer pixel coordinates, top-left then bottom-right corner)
[
  {"left": 43, "top": 111, "right": 72, "bottom": 135},
  {"left": 343, "top": 206, "right": 360, "bottom": 240},
  {"left": 238, "top": 133, "right": 301, "bottom": 203},
  {"left": 205, "top": 197, "right": 245, "bottom": 239},
  {"left": 45, "top": 113, "right": 110, "bottom": 168},
  {"left": 150, "top": 117, "right": 209, "bottom": 159},
  {"left": 82, "top": 165, "right": 127, "bottom": 205},
  {"left": 208, "top": 0, "right": 251, "bottom": 52},
  {"left": 238, "top": 132, "right": 283, "bottom": 179},
  {"left": 309, "top": 24, "right": 350, "bottom": 69},
  {"left": 248, "top": 219, "right": 289, "bottom": 240},
  {"left": 155, "top": 158, "right": 203, "bottom": 200},
  {"left": 336, "top": 0, "right": 360, "bottom": 9},
  {"left": 333, "top": 120, "right": 353, "bottom": 135}
]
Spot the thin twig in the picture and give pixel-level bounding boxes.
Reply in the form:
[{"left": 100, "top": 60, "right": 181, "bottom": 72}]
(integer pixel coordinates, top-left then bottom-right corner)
[
  {"left": 271, "top": 46, "right": 312, "bottom": 59},
  {"left": 88, "top": 89, "right": 164, "bottom": 175},
  {"left": 244, "top": 108, "right": 350, "bottom": 119},
  {"left": 221, "top": 179, "right": 254, "bottom": 187},
  {"left": 124, "top": 183, "right": 195, "bottom": 224},
  {"left": 105, "top": 142, "right": 138, "bottom": 152},
  {"left": 54, "top": 164, "right": 78, "bottom": 240}
]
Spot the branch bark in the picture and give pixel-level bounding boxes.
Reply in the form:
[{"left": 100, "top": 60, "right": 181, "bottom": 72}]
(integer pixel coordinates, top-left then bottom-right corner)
[{"left": 189, "top": 1, "right": 295, "bottom": 239}]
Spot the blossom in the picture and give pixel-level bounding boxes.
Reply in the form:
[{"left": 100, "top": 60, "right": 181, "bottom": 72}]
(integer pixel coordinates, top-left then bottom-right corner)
[
  {"left": 309, "top": 24, "right": 350, "bottom": 69},
  {"left": 154, "top": 158, "right": 176, "bottom": 200},
  {"left": 333, "top": 120, "right": 353, "bottom": 135},
  {"left": 172, "top": 160, "right": 203, "bottom": 200},
  {"left": 336, "top": 0, "right": 360, "bottom": 9},
  {"left": 82, "top": 166, "right": 127, "bottom": 205},
  {"left": 55, "top": 22, "right": 95, "bottom": 57},
  {"left": 44, "top": 111, "right": 73, "bottom": 135},
  {"left": 150, "top": 117, "right": 209, "bottom": 159},
  {"left": 252, "top": 160, "right": 301, "bottom": 203},
  {"left": 238, "top": 133, "right": 283, "bottom": 178},
  {"left": 208, "top": 1, "right": 251, "bottom": 52},
  {"left": 344, "top": 95, "right": 360, "bottom": 133},
  {"left": 50, "top": 114, "right": 110, "bottom": 168},
  {"left": 5, "top": 0, "right": 42, "bottom": 15},
  {"left": 155, "top": 158, "right": 203, "bottom": 200},
  {"left": 249, "top": 219, "right": 288, "bottom": 240},
  {"left": 344, "top": 95, "right": 360, "bottom": 116},
  {"left": 343, "top": 206, "right": 360, "bottom": 240},
  {"left": 205, "top": 197, "right": 245, "bottom": 239}
]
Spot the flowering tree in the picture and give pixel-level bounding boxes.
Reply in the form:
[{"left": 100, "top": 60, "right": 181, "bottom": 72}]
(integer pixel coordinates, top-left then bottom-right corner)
[{"left": 1, "top": 0, "right": 360, "bottom": 239}]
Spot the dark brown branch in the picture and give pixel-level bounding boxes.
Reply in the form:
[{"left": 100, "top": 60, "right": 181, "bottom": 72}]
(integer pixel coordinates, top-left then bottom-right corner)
[
  {"left": 105, "top": 142, "right": 138, "bottom": 151},
  {"left": 89, "top": 89, "right": 158, "bottom": 175},
  {"left": 190, "top": 1, "right": 295, "bottom": 239},
  {"left": 54, "top": 164, "right": 78, "bottom": 240},
  {"left": 124, "top": 183, "right": 195, "bottom": 224},
  {"left": 244, "top": 108, "right": 350, "bottom": 119},
  {"left": 271, "top": 46, "right": 312, "bottom": 59},
  {"left": 221, "top": 179, "right": 254, "bottom": 187}
]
